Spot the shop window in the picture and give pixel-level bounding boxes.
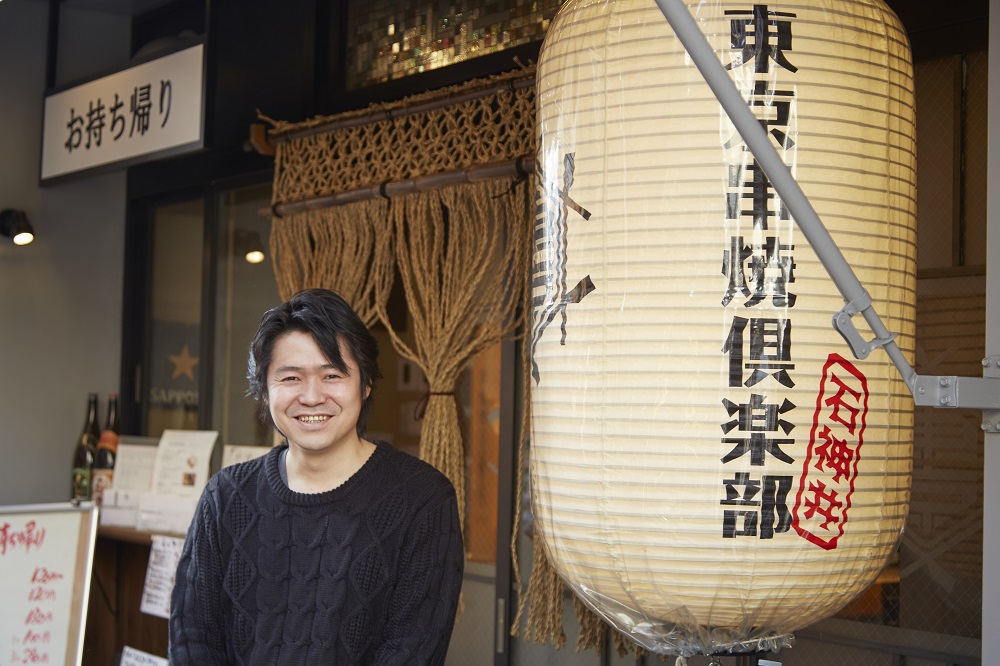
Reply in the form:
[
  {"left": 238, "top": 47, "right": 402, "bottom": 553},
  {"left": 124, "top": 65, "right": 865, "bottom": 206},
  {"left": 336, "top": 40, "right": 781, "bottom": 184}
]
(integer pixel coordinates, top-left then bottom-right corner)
[{"left": 145, "top": 197, "right": 204, "bottom": 437}]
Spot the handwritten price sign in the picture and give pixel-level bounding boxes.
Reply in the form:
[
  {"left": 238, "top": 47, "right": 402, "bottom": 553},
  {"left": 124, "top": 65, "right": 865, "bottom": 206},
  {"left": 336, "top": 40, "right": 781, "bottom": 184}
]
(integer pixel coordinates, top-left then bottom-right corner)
[{"left": 1, "top": 504, "right": 98, "bottom": 666}]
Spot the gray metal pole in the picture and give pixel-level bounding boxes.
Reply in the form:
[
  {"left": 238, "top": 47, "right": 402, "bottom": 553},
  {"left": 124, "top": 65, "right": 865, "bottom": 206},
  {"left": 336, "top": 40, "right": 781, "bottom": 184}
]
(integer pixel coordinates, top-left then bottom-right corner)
[{"left": 651, "top": 0, "right": 918, "bottom": 390}]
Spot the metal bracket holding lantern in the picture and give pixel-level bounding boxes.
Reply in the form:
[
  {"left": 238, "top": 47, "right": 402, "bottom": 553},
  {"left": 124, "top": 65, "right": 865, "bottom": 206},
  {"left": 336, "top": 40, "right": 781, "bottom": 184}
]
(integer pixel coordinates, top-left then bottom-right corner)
[
  {"left": 837, "top": 300, "right": 1000, "bottom": 419},
  {"left": 831, "top": 292, "right": 897, "bottom": 361},
  {"left": 654, "top": 0, "right": 1000, "bottom": 425}
]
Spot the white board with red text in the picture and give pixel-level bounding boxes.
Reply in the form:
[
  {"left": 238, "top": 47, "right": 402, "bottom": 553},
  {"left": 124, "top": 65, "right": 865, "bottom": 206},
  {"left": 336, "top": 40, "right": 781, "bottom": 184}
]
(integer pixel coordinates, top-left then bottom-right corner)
[{"left": 0, "top": 502, "right": 99, "bottom": 666}]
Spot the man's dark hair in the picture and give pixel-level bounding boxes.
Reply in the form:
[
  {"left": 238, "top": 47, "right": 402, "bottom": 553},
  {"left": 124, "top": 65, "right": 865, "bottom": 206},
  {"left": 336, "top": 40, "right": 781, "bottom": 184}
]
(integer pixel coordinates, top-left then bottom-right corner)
[{"left": 247, "top": 288, "right": 381, "bottom": 436}]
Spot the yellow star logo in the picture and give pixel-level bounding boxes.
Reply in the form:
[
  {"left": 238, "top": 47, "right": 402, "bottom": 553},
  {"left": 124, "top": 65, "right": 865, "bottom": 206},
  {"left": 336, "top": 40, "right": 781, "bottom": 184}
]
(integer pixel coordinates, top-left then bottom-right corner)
[{"left": 168, "top": 344, "right": 200, "bottom": 381}]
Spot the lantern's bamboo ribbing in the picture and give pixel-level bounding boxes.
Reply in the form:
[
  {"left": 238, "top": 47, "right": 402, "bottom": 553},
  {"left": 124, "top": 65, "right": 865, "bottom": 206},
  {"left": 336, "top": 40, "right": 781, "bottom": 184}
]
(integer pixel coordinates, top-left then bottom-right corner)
[
  {"left": 270, "top": 156, "right": 535, "bottom": 217},
  {"left": 267, "top": 76, "right": 536, "bottom": 144}
]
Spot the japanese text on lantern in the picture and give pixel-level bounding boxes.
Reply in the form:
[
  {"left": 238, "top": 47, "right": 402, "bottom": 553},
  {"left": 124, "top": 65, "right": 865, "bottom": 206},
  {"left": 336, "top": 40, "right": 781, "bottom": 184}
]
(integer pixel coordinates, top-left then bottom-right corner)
[
  {"left": 64, "top": 80, "right": 173, "bottom": 154},
  {"left": 530, "top": 152, "right": 596, "bottom": 384},
  {"left": 718, "top": 5, "right": 799, "bottom": 540}
]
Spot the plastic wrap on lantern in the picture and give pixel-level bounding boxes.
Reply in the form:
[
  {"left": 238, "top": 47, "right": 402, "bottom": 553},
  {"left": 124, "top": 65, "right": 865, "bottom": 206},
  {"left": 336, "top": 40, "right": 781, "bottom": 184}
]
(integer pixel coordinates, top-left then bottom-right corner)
[{"left": 529, "top": 0, "right": 916, "bottom": 657}]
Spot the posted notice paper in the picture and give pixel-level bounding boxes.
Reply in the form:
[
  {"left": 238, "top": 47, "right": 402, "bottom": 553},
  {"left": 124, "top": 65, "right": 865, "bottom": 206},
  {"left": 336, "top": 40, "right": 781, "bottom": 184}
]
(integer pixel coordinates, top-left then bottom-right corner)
[
  {"left": 121, "top": 645, "right": 169, "bottom": 666},
  {"left": 140, "top": 535, "right": 186, "bottom": 619}
]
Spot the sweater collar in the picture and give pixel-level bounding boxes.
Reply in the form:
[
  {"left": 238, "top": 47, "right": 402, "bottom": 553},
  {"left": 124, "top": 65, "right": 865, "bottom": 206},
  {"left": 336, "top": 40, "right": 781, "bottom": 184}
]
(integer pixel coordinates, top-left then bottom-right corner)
[{"left": 264, "top": 439, "right": 388, "bottom": 505}]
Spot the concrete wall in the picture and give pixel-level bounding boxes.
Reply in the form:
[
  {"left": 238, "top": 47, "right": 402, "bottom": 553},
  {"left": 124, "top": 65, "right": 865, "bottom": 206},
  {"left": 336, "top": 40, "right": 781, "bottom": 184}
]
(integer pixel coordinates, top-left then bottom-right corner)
[{"left": 0, "top": 0, "right": 129, "bottom": 505}]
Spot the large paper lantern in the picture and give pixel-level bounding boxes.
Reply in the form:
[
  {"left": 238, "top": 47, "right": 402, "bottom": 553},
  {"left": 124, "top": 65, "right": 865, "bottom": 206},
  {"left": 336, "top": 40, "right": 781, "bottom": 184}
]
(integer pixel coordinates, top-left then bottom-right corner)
[{"left": 530, "top": 0, "right": 916, "bottom": 656}]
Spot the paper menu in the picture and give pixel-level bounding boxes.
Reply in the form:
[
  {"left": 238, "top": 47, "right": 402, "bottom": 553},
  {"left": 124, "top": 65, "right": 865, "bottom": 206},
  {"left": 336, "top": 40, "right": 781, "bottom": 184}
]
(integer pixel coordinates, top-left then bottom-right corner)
[
  {"left": 150, "top": 430, "right": 218, "bottom": 498},
  {"left": 139, "top": 535, "right": 185, "bottom": 619},
  {"left": 112, "top": 443, "right": 159, "bottom": 491}
]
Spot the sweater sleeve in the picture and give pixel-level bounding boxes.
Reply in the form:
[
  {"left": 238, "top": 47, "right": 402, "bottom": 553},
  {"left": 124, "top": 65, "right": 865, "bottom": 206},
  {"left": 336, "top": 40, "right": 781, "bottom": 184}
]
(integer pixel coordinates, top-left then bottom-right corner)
[
  {"left": 169, "top": 485, "right": 229, "bottom": 665},
  {"left": 371, "top": 483, "right": 465, "bottom": 666}
]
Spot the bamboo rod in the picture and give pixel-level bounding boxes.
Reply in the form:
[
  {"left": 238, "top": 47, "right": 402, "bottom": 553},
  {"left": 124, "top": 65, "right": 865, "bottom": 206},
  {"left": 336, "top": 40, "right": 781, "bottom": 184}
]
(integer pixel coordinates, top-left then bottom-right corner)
[
  {"left": 268, "top": 75, "right": 535, "bottom": 144},
  {"left": 269, "top": 155, "right": 534, "bottom": 217}
]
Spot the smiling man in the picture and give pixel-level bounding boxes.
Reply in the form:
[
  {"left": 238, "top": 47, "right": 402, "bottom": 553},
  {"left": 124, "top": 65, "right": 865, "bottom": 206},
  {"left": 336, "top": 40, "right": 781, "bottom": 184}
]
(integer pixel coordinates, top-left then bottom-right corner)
[{"left": 169, "top": 288, "right": 464, "bottom": 665}]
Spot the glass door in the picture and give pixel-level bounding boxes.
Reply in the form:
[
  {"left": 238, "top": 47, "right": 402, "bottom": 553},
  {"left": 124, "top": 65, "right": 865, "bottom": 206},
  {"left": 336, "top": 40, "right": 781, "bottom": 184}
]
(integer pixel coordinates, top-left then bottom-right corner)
[{"left": 211, "top": 183, "right": 281, "bottom": 450}]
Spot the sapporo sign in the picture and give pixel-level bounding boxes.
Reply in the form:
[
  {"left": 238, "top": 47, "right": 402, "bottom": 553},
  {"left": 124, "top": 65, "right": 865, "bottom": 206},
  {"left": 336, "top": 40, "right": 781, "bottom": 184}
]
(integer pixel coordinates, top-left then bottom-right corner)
[{"left": 40, "top": 43, "right": 204, "bottom": 182}]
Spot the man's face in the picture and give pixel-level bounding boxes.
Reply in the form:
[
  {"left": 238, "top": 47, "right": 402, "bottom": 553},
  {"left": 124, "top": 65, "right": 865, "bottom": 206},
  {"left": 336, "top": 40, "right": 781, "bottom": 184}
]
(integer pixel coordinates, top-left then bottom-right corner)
[{"left": 266, "top": 330, "right": 368, "bottom": 455}]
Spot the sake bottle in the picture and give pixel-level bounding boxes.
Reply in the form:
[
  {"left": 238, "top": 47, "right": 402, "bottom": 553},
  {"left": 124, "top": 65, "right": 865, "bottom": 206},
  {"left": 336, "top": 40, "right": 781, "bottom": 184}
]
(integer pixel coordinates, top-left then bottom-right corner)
[
  {"left": 92, "top": 393, "right": 120, "bottom": 507},
  {"left": 71, "top": 393, "right": 100, "bottom": 502}
]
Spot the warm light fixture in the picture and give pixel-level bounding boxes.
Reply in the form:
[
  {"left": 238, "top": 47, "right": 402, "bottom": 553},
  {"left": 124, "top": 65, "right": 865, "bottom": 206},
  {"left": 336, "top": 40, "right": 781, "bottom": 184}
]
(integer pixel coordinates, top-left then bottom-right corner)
[
  {"left": 235, "top": 229, "right": 265, "bottom": 264},
  {"left": 0, "top": 209, "right": 35, "bottom": 246}
]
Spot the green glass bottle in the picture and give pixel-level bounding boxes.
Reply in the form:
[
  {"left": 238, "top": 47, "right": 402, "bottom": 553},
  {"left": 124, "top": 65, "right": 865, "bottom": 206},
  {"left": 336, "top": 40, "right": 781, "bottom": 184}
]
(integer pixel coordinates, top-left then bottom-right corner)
[{"left": 71, "top": 393, "right": 100, "bottom": 502}]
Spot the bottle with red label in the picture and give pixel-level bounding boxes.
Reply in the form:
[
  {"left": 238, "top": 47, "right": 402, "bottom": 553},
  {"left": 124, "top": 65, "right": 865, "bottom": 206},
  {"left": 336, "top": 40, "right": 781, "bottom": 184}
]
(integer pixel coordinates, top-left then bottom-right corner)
[{"left": 92, "top": 393, "right": 120, "bottom": 507}]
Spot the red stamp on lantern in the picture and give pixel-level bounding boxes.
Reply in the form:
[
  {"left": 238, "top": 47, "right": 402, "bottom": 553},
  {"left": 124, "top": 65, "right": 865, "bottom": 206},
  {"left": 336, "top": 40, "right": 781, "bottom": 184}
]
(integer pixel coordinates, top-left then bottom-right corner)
[{"left": 792, "top": 353, "right": 869, "bottom": 550}]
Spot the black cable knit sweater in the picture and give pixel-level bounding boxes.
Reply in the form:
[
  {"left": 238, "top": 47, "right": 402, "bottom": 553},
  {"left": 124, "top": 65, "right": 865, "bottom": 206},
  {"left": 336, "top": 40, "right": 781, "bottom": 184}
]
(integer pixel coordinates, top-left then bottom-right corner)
[{"left": 169, "top": 441, "right": 464, "bottom": 665}]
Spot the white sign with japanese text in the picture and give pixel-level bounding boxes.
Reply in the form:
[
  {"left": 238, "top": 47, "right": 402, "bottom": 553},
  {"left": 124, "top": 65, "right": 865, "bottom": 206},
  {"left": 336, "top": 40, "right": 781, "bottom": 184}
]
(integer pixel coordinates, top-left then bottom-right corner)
[
  {"left": 41, "top": 43, "right": 204, "bottom": 181},
  {"left": 139, "top": 535, "right": 185, "bottom": 619},
  {"left": 121, "top": 646, "right": 169, "bottom": 666}
]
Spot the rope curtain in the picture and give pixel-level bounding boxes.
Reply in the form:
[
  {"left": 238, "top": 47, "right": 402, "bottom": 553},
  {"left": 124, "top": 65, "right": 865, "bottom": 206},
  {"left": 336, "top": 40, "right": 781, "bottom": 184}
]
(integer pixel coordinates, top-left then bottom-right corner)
[
  {"left": 269, "top": 69, "right": 536, "bottom": 195},
  {"left": 376, "top": 181, "right": 530, "bottom": 530},
  {"left": 270, "top": 200, "right": 392, "bottom": 326},
  {"left": 266, "top": 65, "right": 624, "bottom": 657},
  {"left": 268, "top": 67, "right": 537, "bottom": 319}
]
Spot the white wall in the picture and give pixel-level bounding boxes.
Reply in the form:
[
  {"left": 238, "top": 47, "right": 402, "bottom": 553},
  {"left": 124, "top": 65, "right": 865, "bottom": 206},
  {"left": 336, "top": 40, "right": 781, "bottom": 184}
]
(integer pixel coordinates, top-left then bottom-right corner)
[{"left": 0, "top": 0, "right": 129, "bottom": 505}]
